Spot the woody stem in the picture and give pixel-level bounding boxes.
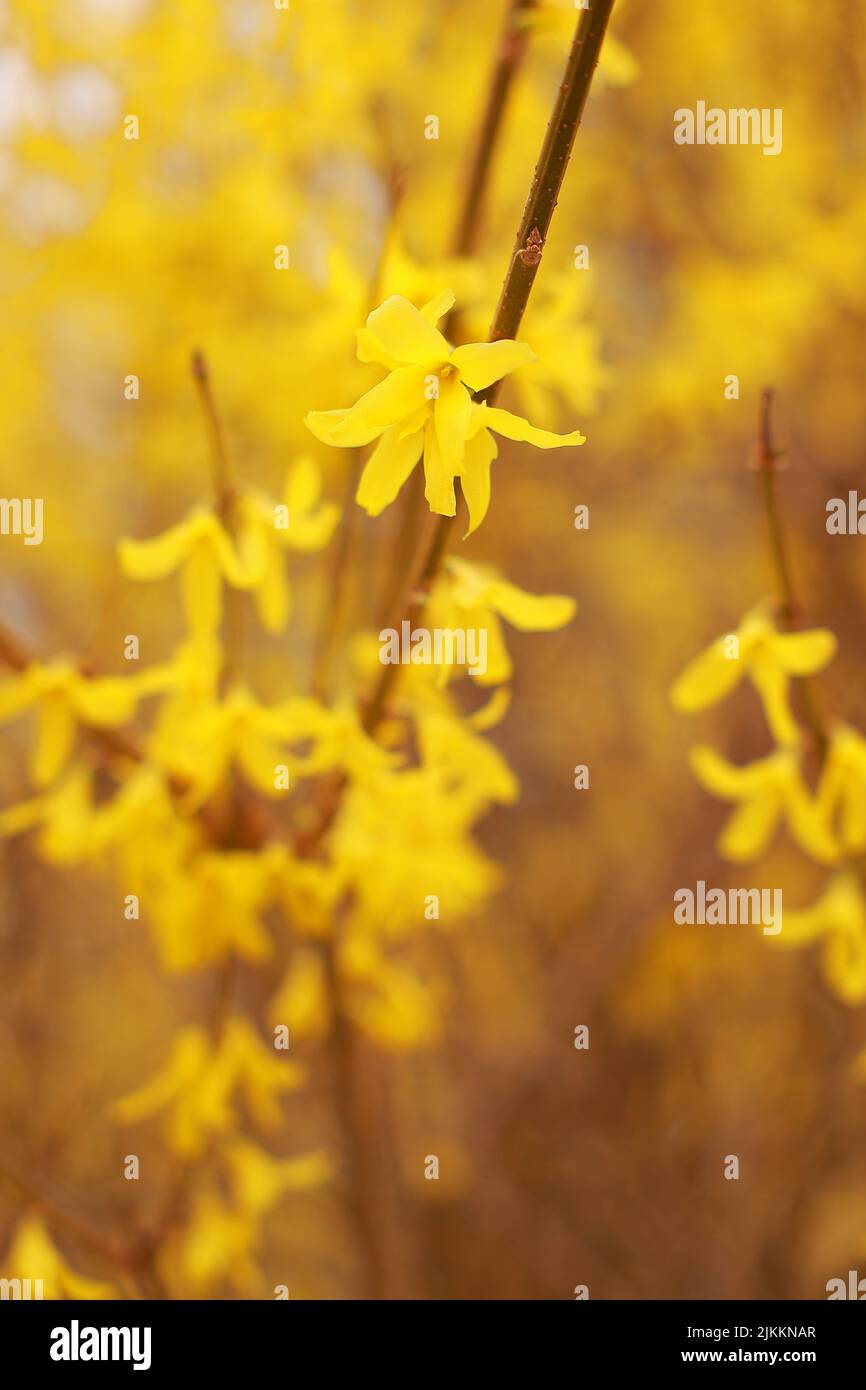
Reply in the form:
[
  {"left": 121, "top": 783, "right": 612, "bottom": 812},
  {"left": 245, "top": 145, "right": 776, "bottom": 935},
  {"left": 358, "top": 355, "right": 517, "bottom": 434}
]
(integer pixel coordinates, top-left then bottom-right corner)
[
  {"left": 755, "top": 388, "right": 828, "bottom": 755},
  {"left": 363, "top": 0, "right": 616, "bottom": 735}
]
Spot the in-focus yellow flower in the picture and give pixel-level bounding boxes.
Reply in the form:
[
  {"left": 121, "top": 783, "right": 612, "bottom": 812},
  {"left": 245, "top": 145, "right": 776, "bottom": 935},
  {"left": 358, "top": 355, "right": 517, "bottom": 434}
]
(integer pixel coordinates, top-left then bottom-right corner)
[
  {"left": 689, "top": 744, "right": 838, "bottom": 864},
  {"left": 2, "top": 1215, "right": 116, "bottom": 1300},
  {"left": 768, "top": 871, "right": 866, "bottom": 1005},
  {"left": 305, "top": 292, "right": 584, "bottom": 532},
  {"left": 0, "top": 660, "right": 158, "bottom": 787},
  {"left": 671, "top": 605, "right": 837, "bottom": 744},
  {"left": 428, "top": 556, "right": 576, "bottom": 685},
  {"left": 113, "top": 1019, "right": 303, "bottom": 1157}
]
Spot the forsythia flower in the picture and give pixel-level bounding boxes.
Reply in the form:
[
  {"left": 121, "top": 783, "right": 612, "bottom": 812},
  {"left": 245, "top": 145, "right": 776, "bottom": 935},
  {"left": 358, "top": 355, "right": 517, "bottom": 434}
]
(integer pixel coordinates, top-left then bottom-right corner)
[
  {"left": 224, "top": 1138, "right": 332, "bottom": 1216},
  {"left": 146, "top": 851, "right": 275, "bottom": 972},
  {"left": 161, "top": 1186, "right": 259, "bottom": 1294},
  {"left": 428, "top": 556, "right": 576, "bottom": 685},
  {"left": 113, "top": 1020, "right": 303, "bottom": 1157},
  {"left": 671, "top": 604, "right": 837, "bottom": 744},
  {"left": 232, "top": 458, "right": 340, "bottom": 632},
  {"left": 119, "top": 461, "right": 337, "bottom": 638},
  {"left": 119, "top": 509, "right": 257, "bottom": 639},
  {"left": 338, "top": 935, "right": 442, "bottom": 1049},
  {"left": 2, "top": 1216, "right": 116, "bottom": 1300},
  {"left": 768, "top": 871, "right": 866, "bottom": 1005},
  {"left": 0, "top": 660, "right": 155, "bottom": 787},
  {"left": 689, "top": 744, "right": 838, "bottom": 864},
  {"left": 305, "top": 292, "right": 585, "bottom": 533},
  {"left": 816, "top": 724, "right": 866, "bottom": 855}
]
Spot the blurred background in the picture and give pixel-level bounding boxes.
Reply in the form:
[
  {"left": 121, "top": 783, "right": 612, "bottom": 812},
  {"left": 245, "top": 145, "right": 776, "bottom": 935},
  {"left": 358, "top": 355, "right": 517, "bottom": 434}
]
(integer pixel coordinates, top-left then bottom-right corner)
[{"left": 1, "top": 0, "right": 866, "bottom": 1299}]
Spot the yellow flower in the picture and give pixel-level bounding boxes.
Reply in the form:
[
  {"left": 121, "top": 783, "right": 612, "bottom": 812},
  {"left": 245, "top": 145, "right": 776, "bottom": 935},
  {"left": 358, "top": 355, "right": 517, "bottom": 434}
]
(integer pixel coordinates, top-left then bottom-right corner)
[
  {"left": 223, "top": 1138, "right": 332, "bottom": 1216},
  {"left": 150, "top": 686, "right": 388, "bottom": 806},
  {"left": 145, "top": 850, "right": 275, "bottom": 972},
  {"left": 119, "top": 507, "right": 258, "bottom": 638},
  {"left": 269, "top": 947, "right": 331, "bottom": 1039},
  {"left": 113, "top": 1019, "right": 304, "bottom": 1157},
  {"left": 0, "top": 660, "right": 156, "bottom": 787},
  {"left": 768, "top": 872, "right": 866, "bottom": 1005},
  {"left": 689, "top": 744, "right": 838, "bottom": 865},
  {"left": 428, "top": 556, "right": 576, "bottom": 685},
  {"left": 305, "top": 292, "right": 584, "bottom": 533},
  {"left": 671, "top": 605, "right": 837, "bottom": 744},
  {"left": 232, "top": 457, "right": 340, "bottom": 632},
  {"left": 160, "top": 1186, "right": 259, "bottom": 1294},
  {"left": 816, "top": 724, "right": 866, "bottom": 855},
  {"left": 338, "top": 935, "right": 442, "bottom": 1049},
  {"left": 2, "top": 1215, "right": 116, "bottom": 1300}
]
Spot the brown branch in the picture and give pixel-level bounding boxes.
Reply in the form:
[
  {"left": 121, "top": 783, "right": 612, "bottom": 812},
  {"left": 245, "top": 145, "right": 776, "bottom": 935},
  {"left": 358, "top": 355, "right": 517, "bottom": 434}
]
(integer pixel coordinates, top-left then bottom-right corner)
[
  {"left": 754, "top": 388, "right": 828, "bottom": 757},
  {"left": 363, "top": 0, "right": 615, "bottom": 738},
  {"left": 452, "top": 0, "right": 538, "bottom": 258}
]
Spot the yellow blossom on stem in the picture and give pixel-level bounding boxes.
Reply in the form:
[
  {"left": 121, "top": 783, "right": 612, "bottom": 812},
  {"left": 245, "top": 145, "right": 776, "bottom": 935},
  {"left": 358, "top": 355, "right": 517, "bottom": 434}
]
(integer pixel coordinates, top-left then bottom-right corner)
[
  {"left": 2, "top": 1216, "right": 116, "bottom": 1300},
  {"left": 428, "top": 555, "right": 576, "bottom": 685},
  {"left": 671, "top": 604, "right": 837, "bottom": 745},
  {"left": 767, "top": 871, "right": 866, "bottom": 1005},
  {"left": 816, "top": 724, "right": 866, "bottom": 856},
  {"left": 233, "top": 457, "right": 340, "bottom": 632},
  {"left": 119, "top": 508, "right": 258, "bottom": 639},
  {"left": 0, "top": 660, "right": 160, "bottom": 787},
  {"left": 304, "top": 292, "right": 585, "bottom": 532},
  {"left": 113, "top": 1019, "right": 304, "bottom": 1157},
  {"left": 689, "top": 743, "right": 838, "bottom": 865}
]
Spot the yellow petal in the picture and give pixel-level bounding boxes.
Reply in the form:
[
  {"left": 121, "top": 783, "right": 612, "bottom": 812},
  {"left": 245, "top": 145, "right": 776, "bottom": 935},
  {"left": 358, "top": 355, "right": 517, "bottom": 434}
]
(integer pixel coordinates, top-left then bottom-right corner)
[
  {"left": 671, "top": 638, "right": 745, "bottom": 711},
  {"left": 689, "top": 745, "right": 779, "bottom": 801},
  {"left": 33, "top": 694, "right": 75, "bottom": 786},
  {"left": 479, "top": 403, "right": 586, "bottom": 448},
  {"left": 450, "top": 339, "right": 536, "bottom": 392},
  {"left": 284, "top": 455, "right": 322, "bottom": 512},
  {"left": 717, "top": 793, "right": 780, "bottom": 862},
  {"left": 771, "top": 628, "right": 837, "bottom": 675},
  {"left": 748, "top": 650, "right": 799, "bottom": 745},
  {"left": 119, "top": 516, "right": 198, "bottom": 580},
  {"left": 422, "top": 423, "right": 457, "bottom": 517},
  {"left": 356, "top": 425, "right": 424, "bottom": 516},
  {"left": 0, "top": 668, "right": 41, "bottom": 723},
  {"left": 483, "top": 578, "right": 576, "bottom": 631},
  {"left": 365, "top": 294, "right": 451, "bottom": 365},
  {"left": 182, "top": 541, "right": 222, "bottom": 638},
  {"left": 433, "top": 373, "right": 472, "bottom": 475},
  {"left": 420, "top": 289, "right": 456, "bottom": 324},
  {"left": 460, "top": 428, "right": 497, "bottom": 537}
]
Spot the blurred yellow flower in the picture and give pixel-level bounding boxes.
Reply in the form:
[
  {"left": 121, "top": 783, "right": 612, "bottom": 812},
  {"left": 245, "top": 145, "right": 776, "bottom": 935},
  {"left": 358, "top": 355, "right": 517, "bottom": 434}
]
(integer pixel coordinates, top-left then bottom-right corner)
[
  {"left": 689, "top": 744, "right": 838, "bottom": 865},
  {"left": 0, "top": 660, "right": 157, "bottom": 788},
  {"left": 429, "top": 556, "right": 576, "bottom": 685},
  {"left": 672, "top": 605, "right": 837, "bottom": 745},
  {"left": 224, "top": 1138, "right": 332, "bottom": 1216},
  {"left": 768, "top": 871, "right": 866, "bottom": 1005},
  {"left": 816, "top": 725, "right": 866, "bottom": 856},
  {"left": 113, "top": 1019, "right": 304, "bottom": 1157},
  {"left": 119, "top": 509, "right": 256, "bottom": 640},
  {"left": 2, "top": 1216, "right": 115, "bottom": 1300}
]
